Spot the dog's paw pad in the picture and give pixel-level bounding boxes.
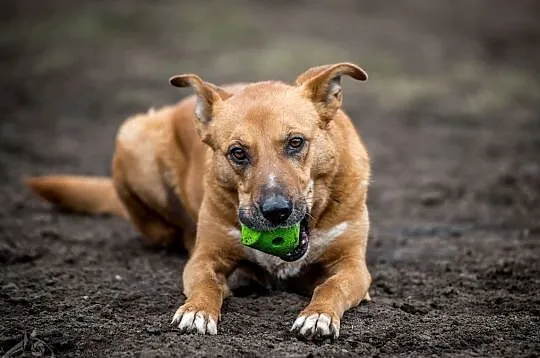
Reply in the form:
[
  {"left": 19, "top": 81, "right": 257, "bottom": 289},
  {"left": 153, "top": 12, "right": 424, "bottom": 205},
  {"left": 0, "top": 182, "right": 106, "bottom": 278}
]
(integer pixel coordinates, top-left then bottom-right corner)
[
  {"left": 171, "top": 307, "right": 217, "bottom": 335},
  {"left": 291, "top": 313, "right": 339, "bottom": 340}
]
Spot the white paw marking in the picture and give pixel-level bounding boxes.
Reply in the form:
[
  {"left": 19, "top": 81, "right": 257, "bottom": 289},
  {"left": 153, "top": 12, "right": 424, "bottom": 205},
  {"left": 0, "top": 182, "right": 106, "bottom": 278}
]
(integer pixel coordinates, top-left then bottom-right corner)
[
  {"left": 171, "top": 308, "right": 217, "bottom": 335},
  {"left": 194, "top": 312, "right": 206, "bottom": 332},
  {"left": 206, "top": 317, "right": 217, "bottom": 335},
  {"left": 291, "top": 315, "right": 306, "bottom": 330},
  {"left": 291, "top": 313, "right": 339, "bottom": 340}
]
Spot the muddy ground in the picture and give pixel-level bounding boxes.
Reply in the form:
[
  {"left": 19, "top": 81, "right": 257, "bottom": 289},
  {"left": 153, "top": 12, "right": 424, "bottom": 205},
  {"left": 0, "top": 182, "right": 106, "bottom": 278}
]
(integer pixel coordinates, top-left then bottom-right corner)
[{"left": 1, "top": 1, "right": 539, "bottom": 357}]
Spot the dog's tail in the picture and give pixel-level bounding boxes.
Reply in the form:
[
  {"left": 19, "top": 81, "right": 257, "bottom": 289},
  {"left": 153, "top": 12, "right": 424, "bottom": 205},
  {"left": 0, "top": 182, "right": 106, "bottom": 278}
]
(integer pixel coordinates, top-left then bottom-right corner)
[{"left": 25, "top": 175, "right": 127, "bottom": 218}]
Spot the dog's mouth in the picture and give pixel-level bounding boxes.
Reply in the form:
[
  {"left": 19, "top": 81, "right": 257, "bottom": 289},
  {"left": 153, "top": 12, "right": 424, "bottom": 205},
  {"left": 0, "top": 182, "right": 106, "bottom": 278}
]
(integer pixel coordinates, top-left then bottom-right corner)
[{"left": 280, "top": 216, "right": 310, "bottom": 262}]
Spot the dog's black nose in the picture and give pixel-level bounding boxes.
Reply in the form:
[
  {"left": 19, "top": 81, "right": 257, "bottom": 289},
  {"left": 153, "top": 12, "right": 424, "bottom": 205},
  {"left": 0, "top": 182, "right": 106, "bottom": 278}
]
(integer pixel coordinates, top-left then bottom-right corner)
[{"left": 261, "top": 194, "right": 293, "bottom": 224}]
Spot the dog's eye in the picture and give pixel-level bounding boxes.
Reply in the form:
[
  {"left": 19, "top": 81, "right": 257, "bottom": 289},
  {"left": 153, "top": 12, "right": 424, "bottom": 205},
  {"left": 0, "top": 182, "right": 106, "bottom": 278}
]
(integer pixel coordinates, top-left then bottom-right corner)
[
  {"left": 287, "top": 136, "right": 304, "bottom": 151},
  {"left": 229, "top": 147, "right": 249, "bottom": 164}
]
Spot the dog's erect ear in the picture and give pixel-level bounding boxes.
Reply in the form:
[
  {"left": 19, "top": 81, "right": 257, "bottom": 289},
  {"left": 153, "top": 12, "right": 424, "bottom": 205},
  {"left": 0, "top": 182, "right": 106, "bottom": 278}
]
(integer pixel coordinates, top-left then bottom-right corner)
[
  {"left": 169, "top": 74, "right": 232, "bottom": 124},
  {"left": 295, "top": 63, "right": 367, "bottom": 122}
]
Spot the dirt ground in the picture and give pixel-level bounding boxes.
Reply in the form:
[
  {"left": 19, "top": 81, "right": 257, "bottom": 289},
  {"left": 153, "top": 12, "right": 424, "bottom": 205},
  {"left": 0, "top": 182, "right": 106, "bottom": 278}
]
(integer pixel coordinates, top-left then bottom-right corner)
[{"left": 1, "top": 1, "right": 539, "bottom": 357}]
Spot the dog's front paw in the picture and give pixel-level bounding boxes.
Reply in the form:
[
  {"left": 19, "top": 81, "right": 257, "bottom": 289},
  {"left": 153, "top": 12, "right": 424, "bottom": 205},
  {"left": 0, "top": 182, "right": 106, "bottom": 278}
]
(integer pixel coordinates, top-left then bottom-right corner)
[
  {"left": 291, "top": 312, "right": 340, "bottom": 341},
  {"left": 171, "top": 303, "right": 218, "bottom": 335}
]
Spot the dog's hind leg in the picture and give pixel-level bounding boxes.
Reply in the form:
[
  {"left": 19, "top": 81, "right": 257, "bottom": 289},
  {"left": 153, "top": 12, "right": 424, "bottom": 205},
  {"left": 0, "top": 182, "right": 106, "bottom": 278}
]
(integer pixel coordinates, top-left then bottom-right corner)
[
  {"left": 114, "top": 179, "right": 180, "bottom": 247},
  {"left": 112, "top": 109, "right": 198, "bottom": 250},
  {"left": 112, "top": 131, "right": 179, "bottom": 247}
]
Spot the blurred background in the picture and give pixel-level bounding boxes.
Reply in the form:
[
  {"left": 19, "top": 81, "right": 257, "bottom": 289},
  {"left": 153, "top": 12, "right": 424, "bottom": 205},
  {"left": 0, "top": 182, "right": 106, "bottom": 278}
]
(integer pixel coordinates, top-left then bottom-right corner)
[
  {"left": 1, "top": 1, "right": 539, "bottom": 356},
  {"left": 1, "top": 0, "right": 539, "bottom": 229}
]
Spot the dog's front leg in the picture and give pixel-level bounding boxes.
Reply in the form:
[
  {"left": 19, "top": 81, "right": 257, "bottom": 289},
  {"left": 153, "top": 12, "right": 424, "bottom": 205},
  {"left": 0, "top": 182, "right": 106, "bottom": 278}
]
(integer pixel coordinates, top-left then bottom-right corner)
[
  {"left": 291, "top": 228, "right": 371, "bottom": 341},
  {"left": 291, "top": 257, "right": 371, "bottom": 340},
  {"left": 171, "top": 221, "right": 241, "bottom": 335}
]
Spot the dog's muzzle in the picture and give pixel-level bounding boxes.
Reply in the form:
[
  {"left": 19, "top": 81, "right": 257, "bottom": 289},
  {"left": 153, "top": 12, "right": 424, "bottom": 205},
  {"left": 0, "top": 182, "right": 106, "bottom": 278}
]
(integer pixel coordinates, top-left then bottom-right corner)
[{"left": 238, "top": 196, "right": 311, "bottom": 261}]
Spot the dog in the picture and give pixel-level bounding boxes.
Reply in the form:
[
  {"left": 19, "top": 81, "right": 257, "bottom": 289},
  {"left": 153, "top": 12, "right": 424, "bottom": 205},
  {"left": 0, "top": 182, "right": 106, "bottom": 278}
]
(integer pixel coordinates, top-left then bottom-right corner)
[{"left": 26, "top": 62, "right": 372, "bottom": 341}]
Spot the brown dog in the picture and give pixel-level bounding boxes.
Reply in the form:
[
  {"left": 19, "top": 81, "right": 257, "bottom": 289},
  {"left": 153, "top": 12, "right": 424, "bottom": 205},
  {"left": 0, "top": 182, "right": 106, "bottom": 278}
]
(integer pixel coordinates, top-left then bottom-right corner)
[{"left": 26, "top": 63, "right": 372, "bottom": 341}]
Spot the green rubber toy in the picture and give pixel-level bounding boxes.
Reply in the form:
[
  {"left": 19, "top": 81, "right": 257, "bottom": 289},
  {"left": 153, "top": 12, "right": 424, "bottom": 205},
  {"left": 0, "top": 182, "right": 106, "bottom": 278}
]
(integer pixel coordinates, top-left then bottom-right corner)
[{"left": 240, "top": 223, "right": 300, "bottom": 256}]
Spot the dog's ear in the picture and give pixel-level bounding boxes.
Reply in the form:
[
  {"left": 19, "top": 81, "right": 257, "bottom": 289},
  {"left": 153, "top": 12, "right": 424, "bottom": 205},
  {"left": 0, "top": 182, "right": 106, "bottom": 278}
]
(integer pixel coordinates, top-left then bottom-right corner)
[
  {"left": 169, "top": 74, "right": 232, "bottom": 124},
  {"left": 295, "top": 63, "right": 367, "bottom": 123}
]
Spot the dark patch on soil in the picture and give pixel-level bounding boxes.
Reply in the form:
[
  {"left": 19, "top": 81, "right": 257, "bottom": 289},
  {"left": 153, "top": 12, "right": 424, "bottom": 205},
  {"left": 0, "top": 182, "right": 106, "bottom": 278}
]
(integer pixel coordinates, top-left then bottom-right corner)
[{"left": 1, "top": 1, "right": 539, "bottom": 357}]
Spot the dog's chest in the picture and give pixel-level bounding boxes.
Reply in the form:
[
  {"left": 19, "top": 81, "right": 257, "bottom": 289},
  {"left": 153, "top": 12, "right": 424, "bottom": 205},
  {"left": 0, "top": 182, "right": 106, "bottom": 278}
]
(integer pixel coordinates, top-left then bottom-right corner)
[{"left": 230, "top": 222, "right": 348, "bottom": 280}]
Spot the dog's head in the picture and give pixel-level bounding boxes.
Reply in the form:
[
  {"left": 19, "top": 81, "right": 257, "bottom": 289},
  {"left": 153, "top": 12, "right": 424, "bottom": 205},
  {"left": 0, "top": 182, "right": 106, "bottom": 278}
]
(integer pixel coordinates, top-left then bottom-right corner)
[{"left": 170, "top": 63, "right": 367, "bottom": 260}]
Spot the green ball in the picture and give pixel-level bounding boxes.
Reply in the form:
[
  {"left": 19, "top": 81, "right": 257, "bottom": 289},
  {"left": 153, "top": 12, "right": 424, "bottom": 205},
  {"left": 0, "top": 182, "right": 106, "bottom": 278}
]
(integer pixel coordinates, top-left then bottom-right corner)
[{"left": 240, "top": 223, "right": 300, "bottom": 256}]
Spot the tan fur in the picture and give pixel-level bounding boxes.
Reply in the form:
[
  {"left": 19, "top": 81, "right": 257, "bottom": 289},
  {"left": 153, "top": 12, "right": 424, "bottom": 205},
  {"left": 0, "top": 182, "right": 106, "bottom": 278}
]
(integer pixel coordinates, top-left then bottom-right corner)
[
  {"left": 26, "top": 63, "right": 372, "bottom": 340},
  {"left": 26, "top": 176, "right": 126, "bottom": 217}
]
